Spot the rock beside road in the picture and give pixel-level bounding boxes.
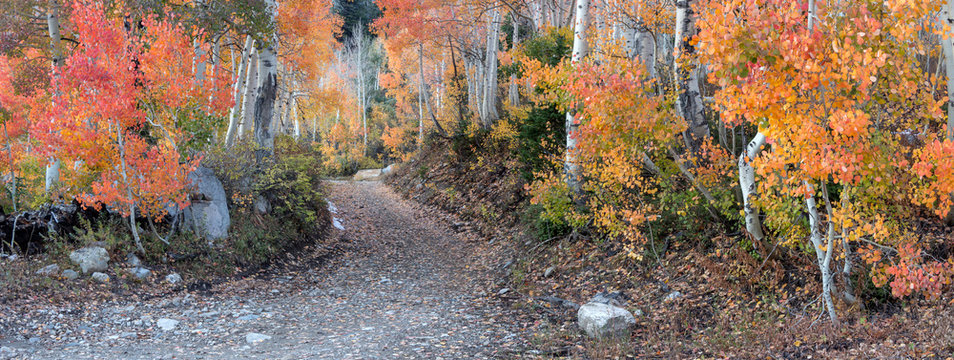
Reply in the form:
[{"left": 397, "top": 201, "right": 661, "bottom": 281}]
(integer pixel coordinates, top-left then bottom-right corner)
[
  {"left": 90, "top": 272, "right": 110, "bottom": 283},
  {"left": 245, "top": 332, "right": 271, "bottom": 345},
  {"left": 35, "top": 264, "right": 60, "bottom": 276},
  {"left": 69, "top": 247, "right": 109, "bottom": 274},
  {"left": 157, "top": 318, "right": 179, "bottom": 331},
  {"left": 577, "top": 302, "right": 637, "bottom": 339},
  {"left": 353, "top": 169, "right": 382, "bottom": 181}
]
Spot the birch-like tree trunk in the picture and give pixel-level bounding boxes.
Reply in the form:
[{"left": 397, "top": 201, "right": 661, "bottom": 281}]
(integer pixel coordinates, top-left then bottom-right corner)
[
  {"left": 194, "top": 39, "right": 207, "bottom": 85},
  {"left": 565, "top": 0, "right": 590, "bottom": 193},
  {"left": 254, "top": 45, "right": 278, "bottom": 156},
  {"left": 673, "top": 0, "right": 709, "bottom": 143},
  {"left": 942, "top": 0, "right": 954, "bottom": 140},
  {"left": 225, "top": 36, "right": 253, "bottom": 147},
  {"left": 508, "top": 13, "right": 520, "bottom": 106},
  {"left": 738, "top": 132, "right": 766, "bottom": 242},
  {"left": 805, "top": 181, "right": 838, "bottom": 324},
  {"left": 481, "top": 9, "right": 501, "bottom": 128},
  {"left": 253, "top": 0, "right": 279, "bottom": 157},
  {"left": 45, "top": 0, "right": 63, "bottom": 193},
  {"left": 239, "top": 49, "right": 259, "bottom": 137}
]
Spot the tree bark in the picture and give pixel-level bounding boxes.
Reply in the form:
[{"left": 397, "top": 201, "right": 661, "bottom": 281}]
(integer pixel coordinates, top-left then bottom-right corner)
[
  {"left": 252, "top": 0, "right": 279, "bottom": 158},
  {"left": 239, "top": 49, "right": 259, "bottom": 138},
  {"left": 739, "top": 132, "right": 766, "bottom": 242},
  {"left": 508, "top": 13, "right": 520, "bottom": 106},
  {"left": 45, "top": 0, "right": 63, "bottom": 193},
  {"left": 565, "top": 0, "right": 591, "bottom": 194},
  {"left": 673, "top": 0, "right": 709, "bottom": 143},
  {"left": 481, "top": 9, "right": 501, "bottom": 128},
  {"left": 805, "top": 181, "right": 838, "bottom": 325},
  {"left": 942, "top": 0, "right": 954, "bottom": 140},
  {"left": 225, "top": 36, "right": 253, "bottom": 147},
  {"left": 254, "top": 46, "right": 277, "bottom": 157}
]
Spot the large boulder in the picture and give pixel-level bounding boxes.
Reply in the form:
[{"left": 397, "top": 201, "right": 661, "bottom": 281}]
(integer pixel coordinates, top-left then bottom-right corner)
[
  {"left": 381, "top": 164, "right": 397, "bottom": 176},
  {"left": 69, "top": 246, "right": 109, "bottom": 274},
  {"left": 353, "top": 169, "right": 382, "bottom": 181},
  {"left": 178, "top": 167, "right": 230, "bottom": 242},
  {"left": 577, "top": 302, "right": 637, "bottom": 339}
]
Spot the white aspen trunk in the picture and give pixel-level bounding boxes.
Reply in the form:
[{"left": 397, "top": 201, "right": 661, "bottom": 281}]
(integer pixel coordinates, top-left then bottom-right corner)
[
  {"left": 942, "top": 0, "right": 954, "bottom": 140},
  {"left": 207, "top": 38, "right": 220, "bottom": 111},
  {"left": 638, "top": 29, "right": 656, "bottom": 80},
  {"left": 282, "top": 84, "right": 294, "bottom": 135},
  {"left": 465, "top": 59, "right": 476, "bottom": 113},
  {"left": 292, "top": 96, "right": 300, "bottom": 139},
  {"left": 225, "top": 35, "right": 253, "bottom": 147},
  {"left": 482, "top": 9, "right": 501, "bottom": 128},
  {"left": 805, "top": 181, "right": 838, "bottom": 324},
  {"left": 45, "top": 0, "right": 63, "bottom": 193},
  {"left": 239, "top": 49, "right": 259, "bottom": 137},
  {"left": 508, "top": 13, "right": 520, "bottom": 106},
  {"left": 674, "top": 0, "right": 709, "bottom": 143},
  {"left": 194, "top": 39, "right": 207, "bottom": 85},
  {"left": 621, "top": 15, "right": 637, "bottom": 58},
  {"left": 253, "top": 0, "right": 279, "bottom": 156},
  {"left": 254, "top": 45, "right": 278, "bottom": 155},
  {"left": 418, "top": 48, "right": 425, "bottom": 148},
  {"left": 738, "top": 132, "right": 766, "bottom": 242},
  {"left": 565, "top": 0, "right": 590, "bottom": 193}
]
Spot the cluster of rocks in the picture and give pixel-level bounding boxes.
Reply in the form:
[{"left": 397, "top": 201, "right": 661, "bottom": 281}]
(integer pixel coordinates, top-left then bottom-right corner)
[{"left": 31, "top": 245, "right": 181, "bottom": 285}]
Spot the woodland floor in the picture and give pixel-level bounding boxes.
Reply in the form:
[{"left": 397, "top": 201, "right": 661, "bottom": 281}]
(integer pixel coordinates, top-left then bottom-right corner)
[{"left": 0, "top": 180, "right": 536, "bottom": 359}]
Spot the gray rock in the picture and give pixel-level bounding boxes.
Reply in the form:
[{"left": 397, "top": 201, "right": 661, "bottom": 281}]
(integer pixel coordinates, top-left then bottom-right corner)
[
  {"left": 544, "top": 266, "right": 556, "bottom": 278},
  {"left": 236, "top": 314, "right": 259, "bottom": 321},
  {"left": 157, "top": 318, "right": 179, "bottom": 331},
  {"left": 62, "top": 269, "right": 79, "bottom": 280},
  {"left": 27, "top": 337, "right": 40, "bottom": 344},
  {"left": 577, "top": 302, "right": 637, "bottom": 339},
  {"left": 129, "top": 267, "right": 151, "bottom": 280},
  {"left": 165, "top": 273, "right": 182, "bottom": 284},
  {"left": 245, "top": 333, "right": 271, "bottom": 344},
  {"left": 178, "top": 167, "right": 230, "bottom": 242},
  {"left": 664, "top": 291, "right": 683, "bottom": 302},
  {"left": 126, "top": 253, "right": 141, "bottom": 267},
  {"left": 90, "top": 272, "right": 110, "bottom": 283},
  {"left": 35, "top": 264, "right": 60, "bottom": 276},
  {"left": 381, "top": 164, "right": 397, "bottom": 176},
  {"left": 254, "top": 196, "right": 271, "bottom": 215},
  {"left": 69, "top": 247, "right": 109, "bottom": 274},
  {"left": 353, "top": 169, "right": 382, "bottom": 181}
]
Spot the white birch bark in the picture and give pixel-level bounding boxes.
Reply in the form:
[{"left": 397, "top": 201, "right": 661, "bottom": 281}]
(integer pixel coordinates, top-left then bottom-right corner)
[
  {"left": 481, "top": 9, "right": 501, "bottom": 128},
  {"left": 565, "top": 0, "right": 590, "bottom": 193},
  {"left": 225, "top": 35, "right": 253, "bottom": 147},
  {"left": 805, "top": 181, "right": 838, "bottom": 324},
  {"left": 738, "top": 132, "right": 766, "bottom": 242},
  {"left": 194, "top": 39, "right": 207, "bottom": 85},
  {"left": 942, "top": 0, "right": 954, "bottom": 140},
  {"left": 45, "top": 0, "right": 63, "bottom": 193},
  {"left": 508, "top": 13, "right": 520, "bottom": 106},
  {"left": 253, "top": 0, "right": 279, "bottom": 156},
  {"left": 674, "top": 0, "right": 709, "bottom": 142},
  {"left": 239, "top": 49, "right": 259, "bottom": 137}
]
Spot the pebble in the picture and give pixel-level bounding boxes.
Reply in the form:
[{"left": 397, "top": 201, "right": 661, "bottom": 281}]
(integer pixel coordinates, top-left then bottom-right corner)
[
  {"left": 165, "top": 273, "right": 182, "bottom": 284},
  {"left": 90, "top": 272, "right": 110, "bottom": 283},
  {"left": 62, "top": 270, "right": 79, "bottom": 280},
  {"left": 245, "top": 333, "right": 271, "bottom": 345},
  {"left": 157, "top": 318, "right": 179, "bottom": 331},
  {"left": 129, "top": 267, "right": 152, "bottom": 280},
  {"left": 36, "top": 264, "right": 60, "bottom": 276}
]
